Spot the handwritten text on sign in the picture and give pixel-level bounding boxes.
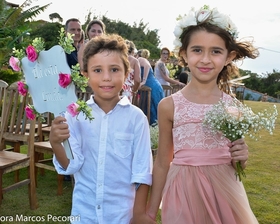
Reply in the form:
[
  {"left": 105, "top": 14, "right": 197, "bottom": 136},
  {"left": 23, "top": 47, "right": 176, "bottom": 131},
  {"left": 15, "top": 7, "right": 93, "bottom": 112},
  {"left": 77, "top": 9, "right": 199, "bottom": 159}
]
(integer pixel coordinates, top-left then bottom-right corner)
[{"left": 21, "top": 45, "right": 77, "bottom": 116}]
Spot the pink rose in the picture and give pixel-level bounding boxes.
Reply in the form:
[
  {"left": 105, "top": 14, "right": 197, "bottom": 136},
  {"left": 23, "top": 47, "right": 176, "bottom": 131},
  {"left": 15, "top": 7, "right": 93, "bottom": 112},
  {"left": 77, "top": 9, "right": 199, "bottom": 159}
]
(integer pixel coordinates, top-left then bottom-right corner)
[
  {"left": 226, "top": 106, "right": 242, "bottom": 120},
  {"left": 9, "top": 56, "right": 21, "bottom": 71},
  {"left": 26, "top": 45, "right": 38, "bottom": 62},
  {"left": 17, "top": 81, "right": 28, "bottom": 96},
  {"left": 25, "top": 106, "right": 36, "bottom": 120},
  {"left": 58, "top": 73, "right": 72, "bottom": 88},
  {"left": 67, "top": 103, "right": 80, "bottom": 117}
]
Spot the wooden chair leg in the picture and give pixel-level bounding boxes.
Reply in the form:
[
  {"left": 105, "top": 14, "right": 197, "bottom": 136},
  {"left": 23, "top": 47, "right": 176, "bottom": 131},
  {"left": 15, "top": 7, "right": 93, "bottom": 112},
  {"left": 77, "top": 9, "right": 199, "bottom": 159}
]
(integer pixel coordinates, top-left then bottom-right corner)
[
  {"left": 14, "top": 143, "right": 21, "bottom": 183},
  {"left": 28, "top": 163, "right": 38, "bottom": 210},
  {"left": 39, "top": 153, "right": 45, "bottom": 176},
  {"left": 57, "top": 174, "right": 63, "bottom": 195},
  {"left": 34, "top": 151, "right": 39, "bottom": 188},
  {"left": 0, "top": 170, "right": 3, "bottom": 205}
]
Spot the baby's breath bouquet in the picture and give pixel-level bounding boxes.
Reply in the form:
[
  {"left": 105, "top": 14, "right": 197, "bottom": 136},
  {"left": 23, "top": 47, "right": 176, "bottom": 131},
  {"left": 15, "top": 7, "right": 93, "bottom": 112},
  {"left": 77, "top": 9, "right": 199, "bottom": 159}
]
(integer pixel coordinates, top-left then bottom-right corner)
[{"left": 203, "top": 97, "right": 278, "bottom": 181}]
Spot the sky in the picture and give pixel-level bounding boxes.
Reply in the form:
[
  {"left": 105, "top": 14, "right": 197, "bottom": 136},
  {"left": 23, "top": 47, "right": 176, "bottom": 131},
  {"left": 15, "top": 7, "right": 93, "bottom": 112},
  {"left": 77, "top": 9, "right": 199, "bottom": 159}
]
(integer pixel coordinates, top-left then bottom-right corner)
[{"left": 12, "top": 0, "right": 280, "bottom": 75}]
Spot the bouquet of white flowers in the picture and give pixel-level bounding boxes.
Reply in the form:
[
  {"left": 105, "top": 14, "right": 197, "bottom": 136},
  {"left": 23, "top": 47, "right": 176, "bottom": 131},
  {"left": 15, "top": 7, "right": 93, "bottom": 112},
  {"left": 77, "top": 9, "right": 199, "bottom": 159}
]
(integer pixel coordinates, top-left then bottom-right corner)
[{"left": 203, "top": 98, "right": 278, "bottom": 181}]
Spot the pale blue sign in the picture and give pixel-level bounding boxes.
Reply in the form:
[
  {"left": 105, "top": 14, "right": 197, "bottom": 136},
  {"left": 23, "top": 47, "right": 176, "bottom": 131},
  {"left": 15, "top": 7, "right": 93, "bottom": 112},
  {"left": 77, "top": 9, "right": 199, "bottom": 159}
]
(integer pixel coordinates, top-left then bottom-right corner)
[
  {"left": 21, "top": 45, "right": 77, "bottom": 116},
  {"left": 21, "top": 45, "right": 76, "bottom": 159}
]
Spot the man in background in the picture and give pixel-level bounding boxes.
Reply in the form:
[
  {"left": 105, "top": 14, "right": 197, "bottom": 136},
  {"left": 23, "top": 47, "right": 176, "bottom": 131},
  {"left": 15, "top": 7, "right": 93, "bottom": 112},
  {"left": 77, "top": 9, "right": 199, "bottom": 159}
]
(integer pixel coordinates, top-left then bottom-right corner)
[{"left": 65, "top": 18, "right": 82, "bottom": 69}]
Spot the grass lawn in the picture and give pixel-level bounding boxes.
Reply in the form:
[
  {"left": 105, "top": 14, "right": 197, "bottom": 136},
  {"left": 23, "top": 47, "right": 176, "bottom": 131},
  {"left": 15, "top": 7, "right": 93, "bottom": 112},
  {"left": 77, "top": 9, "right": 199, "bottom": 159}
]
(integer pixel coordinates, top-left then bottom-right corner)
[{"left": 0, "top": 100, "right": 279, "bottom": 224}]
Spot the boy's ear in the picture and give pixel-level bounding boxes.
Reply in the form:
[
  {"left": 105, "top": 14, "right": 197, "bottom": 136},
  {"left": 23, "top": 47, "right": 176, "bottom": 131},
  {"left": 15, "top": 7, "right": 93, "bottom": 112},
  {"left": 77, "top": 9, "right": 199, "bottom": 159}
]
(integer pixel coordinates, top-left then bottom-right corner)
[{"left": 226, "top": 51, "right": 237, "bottom": 65}]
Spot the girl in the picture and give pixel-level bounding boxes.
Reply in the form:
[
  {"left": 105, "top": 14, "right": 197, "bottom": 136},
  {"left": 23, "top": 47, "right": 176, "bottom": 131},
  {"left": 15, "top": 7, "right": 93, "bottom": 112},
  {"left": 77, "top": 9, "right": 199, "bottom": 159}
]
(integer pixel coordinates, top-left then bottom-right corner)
[
  {"left": 50, "top": 34, "right": 155, "bottom": 224},
  {"left": 146, "top": 5, "right": 259, "bottom": 224}
]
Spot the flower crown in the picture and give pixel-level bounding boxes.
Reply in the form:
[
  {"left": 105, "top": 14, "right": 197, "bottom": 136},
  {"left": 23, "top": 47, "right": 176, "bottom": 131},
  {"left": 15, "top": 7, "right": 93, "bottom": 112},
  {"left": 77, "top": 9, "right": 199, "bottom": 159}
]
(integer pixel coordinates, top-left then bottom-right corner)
[
  {"left": 9, "top": 28, "right": 94, "bottom": 122},
  {"left": 173, "top": 5, "right": 239, "bottom": 54}
]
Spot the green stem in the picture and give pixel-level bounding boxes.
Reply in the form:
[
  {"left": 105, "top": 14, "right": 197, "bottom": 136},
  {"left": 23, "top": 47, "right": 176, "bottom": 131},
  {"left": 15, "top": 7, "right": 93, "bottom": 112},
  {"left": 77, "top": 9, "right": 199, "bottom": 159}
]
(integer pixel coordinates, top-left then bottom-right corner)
[
  {"left": 235, "top": 161, "right": 246, "bottom": 182},
  {"left": 230, "top": 136, "right": 246, "bottom": 182}
]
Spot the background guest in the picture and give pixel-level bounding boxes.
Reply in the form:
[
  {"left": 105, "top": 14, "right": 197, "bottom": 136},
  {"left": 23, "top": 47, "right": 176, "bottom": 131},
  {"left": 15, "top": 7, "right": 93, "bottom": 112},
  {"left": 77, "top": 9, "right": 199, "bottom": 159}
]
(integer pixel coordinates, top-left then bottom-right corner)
[
  {"left": 122, "top": 40, "right": 141, "bottom": 102},
  {"left": 137, "top": 49, "right": 164, "bottom": 125},
  {"left": 85, "top": 19, "right": 106, "bottom": 41},
  {"left": 154, "top": 47, "right": 185, "bottom": 87},
  {"left": 64, "top": 18, "right": 82, "bottom": 69}
]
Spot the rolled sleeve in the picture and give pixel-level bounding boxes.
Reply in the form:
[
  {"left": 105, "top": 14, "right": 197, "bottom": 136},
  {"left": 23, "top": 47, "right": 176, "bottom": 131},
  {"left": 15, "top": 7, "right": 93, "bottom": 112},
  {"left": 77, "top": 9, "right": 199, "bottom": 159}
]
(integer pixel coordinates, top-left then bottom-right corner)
[
  {"left": 131, "top": 114, "right": 153, "bottom": 186},
  {"left": 53, "top": 153, "right": 85, "bottom": 175},
  {"left": 132, "top": 173, "right": 152, "bottom": 186}
]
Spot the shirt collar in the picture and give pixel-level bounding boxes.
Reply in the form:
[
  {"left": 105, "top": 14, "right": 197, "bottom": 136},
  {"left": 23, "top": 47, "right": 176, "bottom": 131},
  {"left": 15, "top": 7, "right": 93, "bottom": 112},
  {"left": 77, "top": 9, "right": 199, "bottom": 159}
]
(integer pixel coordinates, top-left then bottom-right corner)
[{"left": 87, "top": 95, "right": 131, "bottom": 107}]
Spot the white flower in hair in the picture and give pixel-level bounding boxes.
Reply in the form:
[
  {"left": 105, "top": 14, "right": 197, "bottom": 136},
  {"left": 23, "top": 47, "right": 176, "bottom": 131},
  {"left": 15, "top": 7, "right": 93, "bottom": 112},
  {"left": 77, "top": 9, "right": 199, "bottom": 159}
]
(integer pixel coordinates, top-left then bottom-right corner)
[
  {"left": 179, "top": 11, "right": 197, "bottom": 27},
  {"left": 173, "top": 38, "right": 182, "bottom": 53},
  {"left": 197, "top": 9, "right": 211, "bottom": 22},
  {"left": 173, "top": 25, "right": 183, "bottom": 38},
  {"left": 173, "top": 5, "right": 239, "bottom": 55}
]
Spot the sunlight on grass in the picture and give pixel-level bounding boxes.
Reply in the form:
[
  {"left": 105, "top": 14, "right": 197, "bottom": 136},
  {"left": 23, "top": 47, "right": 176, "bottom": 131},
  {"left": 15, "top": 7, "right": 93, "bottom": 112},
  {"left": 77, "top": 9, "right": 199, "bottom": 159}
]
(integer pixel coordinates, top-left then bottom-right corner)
[{"left": 242, "top": 101, "right": 280, "bottom": 224}]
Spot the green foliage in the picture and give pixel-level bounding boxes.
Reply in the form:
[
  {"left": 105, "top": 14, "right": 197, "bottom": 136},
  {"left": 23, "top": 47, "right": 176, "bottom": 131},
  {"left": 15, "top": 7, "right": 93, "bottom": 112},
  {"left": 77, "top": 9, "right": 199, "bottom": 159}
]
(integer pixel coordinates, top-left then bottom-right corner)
[
  {"left": 30, "top": 13, "right": 161, "bottom": 58},
  {"left": 239, "top": 69, "right": 280, "bottom": 98},
  {"left": 0, "top": 0, "right": 50, "bottom": 69},
  {"left": 166, "top": 63, "right": 178, "bottom": 79},
  {"left": 83, "top": 15, "right": 161, "bottom": 58},
  {"left": 57, "top": 28, "right": 75, "bottom": 54},
  {"left": 29, "top": 21, "right": 62, "bottom": 50},
  {"left": 0, "top": 68, "right": 21, "bottom": 84},
  {"left": 245, "top": 93, "right": 252, "bottom": 100},
  {"left": 70, "top": 64, "right": 88, "bottom": 92},
  {"left": 49, "top": 12, "right": 63, "bottom": 23}
]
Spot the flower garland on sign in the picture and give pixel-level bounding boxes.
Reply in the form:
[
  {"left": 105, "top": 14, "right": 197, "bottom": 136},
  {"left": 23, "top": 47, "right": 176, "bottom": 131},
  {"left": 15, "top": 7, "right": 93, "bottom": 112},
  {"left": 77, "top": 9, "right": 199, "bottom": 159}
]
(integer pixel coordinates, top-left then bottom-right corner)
[
  {"left": 173, "top": 5, "right": 239, "bottom": 55},
  {"left": 203, "top": 97, "right": 278, "bottom": 181},
  {"left": 10, "top": 28, "right": 94, "bottom": 122}
]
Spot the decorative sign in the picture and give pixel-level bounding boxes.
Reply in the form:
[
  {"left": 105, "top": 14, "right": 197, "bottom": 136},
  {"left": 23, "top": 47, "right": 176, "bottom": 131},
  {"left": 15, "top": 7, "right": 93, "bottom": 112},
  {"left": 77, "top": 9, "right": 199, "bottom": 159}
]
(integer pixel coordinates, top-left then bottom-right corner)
[
  {"left": 21, "top": 45, "right": 76, "bottom": 159},
  {"left": 21, "top": 45, "right": 77, "bottom": 115}
]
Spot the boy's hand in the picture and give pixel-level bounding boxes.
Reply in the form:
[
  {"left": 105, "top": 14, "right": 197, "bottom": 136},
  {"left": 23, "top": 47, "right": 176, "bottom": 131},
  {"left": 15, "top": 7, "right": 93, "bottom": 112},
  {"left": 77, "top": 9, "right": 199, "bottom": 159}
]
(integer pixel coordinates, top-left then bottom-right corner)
[{"left": 49, "top": 116, "right": 70, "bottom": 145}]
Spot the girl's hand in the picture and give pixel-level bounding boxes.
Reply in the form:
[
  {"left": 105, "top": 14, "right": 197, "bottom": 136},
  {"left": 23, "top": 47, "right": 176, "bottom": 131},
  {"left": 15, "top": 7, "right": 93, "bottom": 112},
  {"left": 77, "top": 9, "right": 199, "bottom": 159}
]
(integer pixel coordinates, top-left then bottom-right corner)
[
  {"left": 228, "top": 138, "right": 248, "bottom": 165},
  {"left": 129, "top": 214, "right": 157, "bottom": 224}
]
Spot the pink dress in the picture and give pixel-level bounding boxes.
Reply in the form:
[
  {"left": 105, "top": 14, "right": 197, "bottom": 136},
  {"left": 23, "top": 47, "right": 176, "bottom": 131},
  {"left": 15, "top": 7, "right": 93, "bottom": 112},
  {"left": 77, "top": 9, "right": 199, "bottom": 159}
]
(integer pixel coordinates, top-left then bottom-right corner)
[{"left": 161, "top": 91, "right": 258, "bottom": 224}]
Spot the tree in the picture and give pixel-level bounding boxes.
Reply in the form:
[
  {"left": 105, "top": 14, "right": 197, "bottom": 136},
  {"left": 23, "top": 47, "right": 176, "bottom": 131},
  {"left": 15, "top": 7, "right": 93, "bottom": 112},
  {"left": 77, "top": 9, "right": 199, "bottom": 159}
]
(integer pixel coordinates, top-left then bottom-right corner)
[
  {"left": 240, "top": 69, "right": 280, "bottom": 98},
  {"left": 49, "top": 12, "right": 63, "bottom": 23},
  {"left": 241, "top": 69, "right": 264, "bottom": 92},
  {"left": 83, "top": 15, "right": 161, "bottom": 58},
  {"left": 0, "top": 0, "right": 50, "bottom": 69},
  {"left": 29, "top": 21, "right": 62, "bottom": 50}
]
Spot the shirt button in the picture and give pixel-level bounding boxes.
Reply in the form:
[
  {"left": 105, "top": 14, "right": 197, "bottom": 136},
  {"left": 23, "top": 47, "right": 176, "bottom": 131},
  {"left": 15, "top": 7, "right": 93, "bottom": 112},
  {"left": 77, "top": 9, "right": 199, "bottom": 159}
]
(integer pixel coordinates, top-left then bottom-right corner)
[{"left": 97, "top": 205, "right": 101, "bottom": 209}]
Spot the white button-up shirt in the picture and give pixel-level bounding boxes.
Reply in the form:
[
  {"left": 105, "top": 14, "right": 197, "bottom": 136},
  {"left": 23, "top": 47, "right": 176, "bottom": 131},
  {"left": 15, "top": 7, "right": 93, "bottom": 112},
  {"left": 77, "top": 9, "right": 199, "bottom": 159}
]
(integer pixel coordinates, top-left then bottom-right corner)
[{"left": 53, "top": 96, "right": 153, "bottom": 224}]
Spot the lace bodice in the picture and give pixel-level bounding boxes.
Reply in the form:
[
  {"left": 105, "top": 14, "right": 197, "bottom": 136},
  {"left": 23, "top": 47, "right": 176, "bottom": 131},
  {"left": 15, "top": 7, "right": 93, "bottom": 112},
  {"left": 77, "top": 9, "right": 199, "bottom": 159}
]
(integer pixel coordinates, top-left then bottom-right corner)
[{"left": 172, "top": 91, "right": 232, "bottom": 152}]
